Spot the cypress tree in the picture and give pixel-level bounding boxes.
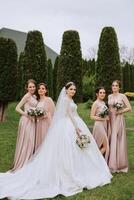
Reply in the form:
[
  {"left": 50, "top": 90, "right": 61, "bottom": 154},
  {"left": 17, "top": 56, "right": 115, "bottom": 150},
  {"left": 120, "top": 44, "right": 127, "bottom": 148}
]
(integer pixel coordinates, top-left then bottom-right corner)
[
  {"left": 130, "top": 64, "right": 134, "bottom": 92},
  {"left": 16, "top": 52, "right": 25, "bottom": 99},
  {"left": 47, "top": 59, "right": 53, "bottom": 98},
  {"left": 96, "top": 27, "right": 121, "bottom": 94},
  {"left": 57, "top": 30, "right": 82, "bottom": 102},
  {"left": 82, "top": 59, "right": 88, "bottom": 76},
  {"left": 0, "top": 37, "right": 17, "bottom": 122},
  {"left": 53, "top": 56, "right": 59, "bottom": 100},
  {"left": 23, "top": 30, "right": 47, "bottom": 84},
  {"left": 122, "top": 62, "right": 131, "bottom": 92}
]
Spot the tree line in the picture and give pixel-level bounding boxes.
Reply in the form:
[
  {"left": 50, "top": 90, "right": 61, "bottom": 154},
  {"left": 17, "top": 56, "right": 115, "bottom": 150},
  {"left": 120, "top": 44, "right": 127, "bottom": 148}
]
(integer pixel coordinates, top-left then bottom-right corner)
[{"left": 0, "top": 27, "right": 134, "bottom": 122}]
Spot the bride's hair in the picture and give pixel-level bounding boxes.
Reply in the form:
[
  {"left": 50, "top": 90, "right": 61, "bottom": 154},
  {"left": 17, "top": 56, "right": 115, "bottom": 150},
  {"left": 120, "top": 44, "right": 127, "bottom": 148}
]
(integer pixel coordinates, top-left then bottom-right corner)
[{"left": 65, "top": 82, "right": 76, "bottom": 90}]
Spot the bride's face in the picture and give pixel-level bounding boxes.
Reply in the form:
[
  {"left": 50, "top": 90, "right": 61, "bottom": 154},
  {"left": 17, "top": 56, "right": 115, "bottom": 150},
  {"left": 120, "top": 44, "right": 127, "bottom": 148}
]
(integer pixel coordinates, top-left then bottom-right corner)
[{"left": 66, "top": 85, "right": 76, "bottom": 97}]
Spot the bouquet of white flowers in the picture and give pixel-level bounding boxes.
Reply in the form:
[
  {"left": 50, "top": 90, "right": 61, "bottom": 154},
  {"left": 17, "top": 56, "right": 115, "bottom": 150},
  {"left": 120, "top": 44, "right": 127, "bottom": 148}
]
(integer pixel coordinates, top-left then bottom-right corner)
[
  {"left": 76, "top": 134, "right": 90, "bottom": 149},
  {"left": 27, "top": 108, "right": 35, "bottom": 116},
  {"left": 99, "top": 105, "right": 109, "bottom": 118},
  {"left": 34, "top": 107, "right": 47, "bottom": 117},
  {"left": 113, "top": 102, "right": 123, "bottom": 110}
]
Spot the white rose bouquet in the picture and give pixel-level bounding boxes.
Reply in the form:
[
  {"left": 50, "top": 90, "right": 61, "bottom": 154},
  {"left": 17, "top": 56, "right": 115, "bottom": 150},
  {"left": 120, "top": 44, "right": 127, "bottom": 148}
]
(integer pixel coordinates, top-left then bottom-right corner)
[
  {"left": 76, "top": 134, "right": 90, "bottom": 149},
  {"left": 27, "top": 108, "right": 36, "bottom": 116},
  {"left": 113, "top": 102, "right": 124, "bottom": 110},
  {"left": 99, "top": 105, "right": 109, "bottom": 118}
]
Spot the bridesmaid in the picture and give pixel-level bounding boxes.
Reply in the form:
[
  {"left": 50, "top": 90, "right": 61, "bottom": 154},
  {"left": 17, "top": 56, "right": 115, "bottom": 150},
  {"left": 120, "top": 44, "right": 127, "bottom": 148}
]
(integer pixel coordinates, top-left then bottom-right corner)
[
  {"left": 108, "top": 80, "right": 131, "bottom": 173},
  {"left": 90, "top": 87, "right": 109, "bottom": 162},
  {"left": 11, "top": 79, "right": 38, "bottom": 172},
  {"left": 35, "top": 83, "right": 55, "bottom": 151}
]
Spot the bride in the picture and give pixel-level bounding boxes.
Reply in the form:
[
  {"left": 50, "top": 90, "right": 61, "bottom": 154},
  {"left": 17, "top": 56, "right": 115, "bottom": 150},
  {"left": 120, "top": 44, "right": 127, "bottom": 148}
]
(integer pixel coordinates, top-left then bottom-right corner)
[{"left": 0, "top": 82, "right": 112, "bottom": 199}]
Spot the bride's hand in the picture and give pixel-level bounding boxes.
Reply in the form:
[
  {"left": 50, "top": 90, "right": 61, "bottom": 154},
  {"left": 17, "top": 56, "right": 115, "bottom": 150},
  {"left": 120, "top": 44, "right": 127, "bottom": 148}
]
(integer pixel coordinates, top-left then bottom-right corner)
[{"left": 76, "top": 128, "right": 81, "bottom": 137}]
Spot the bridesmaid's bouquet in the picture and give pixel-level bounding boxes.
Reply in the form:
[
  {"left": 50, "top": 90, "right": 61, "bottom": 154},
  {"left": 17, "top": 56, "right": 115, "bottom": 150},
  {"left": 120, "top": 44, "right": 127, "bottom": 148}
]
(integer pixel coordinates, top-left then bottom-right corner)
[
  {"left": 113, "top": 102, "right": 123, "bottom": 110},
  {"left": 27, "top": 108, "right": 36, "bottom": 116},
  {"left": 76, "top": 134, "right": 90, "bottom": 149},
  {"left": 34, "top": 107, "right": 46, "bottom": 117},
  {"left": 99, "top": 105, "right": 109, "bottom": 118}
]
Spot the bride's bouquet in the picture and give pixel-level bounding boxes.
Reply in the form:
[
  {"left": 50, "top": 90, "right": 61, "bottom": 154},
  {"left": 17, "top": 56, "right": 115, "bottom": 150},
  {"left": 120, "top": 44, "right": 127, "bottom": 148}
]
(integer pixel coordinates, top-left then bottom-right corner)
[
  {"left": 99, "top": 105, "right": 109, "bottom": 118},
  {"left": 27, "top": 108, "right": 36, "bottom": 116},
  {"left": 113, "top": 102, "right": 123, "bottom": 110},
  {"left": 34, "top": 107, "right": 46, "bottom": 117},
  {"left": 76, "top": 134, "right": 90, "bottom": 149}
]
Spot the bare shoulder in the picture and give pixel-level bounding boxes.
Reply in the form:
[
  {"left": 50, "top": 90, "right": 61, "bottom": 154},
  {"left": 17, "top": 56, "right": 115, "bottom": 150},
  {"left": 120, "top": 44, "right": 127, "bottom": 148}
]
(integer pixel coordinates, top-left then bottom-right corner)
[{"left": 91, "top": 100, "right": 98, "bottom": 108}]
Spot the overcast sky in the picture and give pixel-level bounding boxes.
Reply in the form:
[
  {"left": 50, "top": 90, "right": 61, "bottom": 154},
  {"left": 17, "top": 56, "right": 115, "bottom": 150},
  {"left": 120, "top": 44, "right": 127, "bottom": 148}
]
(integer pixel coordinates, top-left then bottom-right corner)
[{"left": 0, "top": 0, "right": 133, "bottom": 58}]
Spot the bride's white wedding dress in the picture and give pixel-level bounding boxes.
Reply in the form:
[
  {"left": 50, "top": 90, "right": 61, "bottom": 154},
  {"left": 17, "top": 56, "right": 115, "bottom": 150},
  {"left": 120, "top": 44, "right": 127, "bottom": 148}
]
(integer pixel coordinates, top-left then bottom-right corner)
[{"left": 0, "top": 88, "right": 112, "bottom": 199}]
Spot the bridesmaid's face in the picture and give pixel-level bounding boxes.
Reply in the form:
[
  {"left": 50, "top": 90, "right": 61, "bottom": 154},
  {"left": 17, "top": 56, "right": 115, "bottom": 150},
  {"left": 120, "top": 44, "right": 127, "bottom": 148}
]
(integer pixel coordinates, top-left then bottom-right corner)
[
  {"left": 97, "top": 89, "right": 106, "bottom": 100},
  {"left": 38, "top": 85, "right": 47, "bottom": 96},
  {"left": 27, "top": 82, "right": 36, "bottom": 94},
  {"left": 66, "top": 85, "right": 76, "bottom": 97},
  {"left": 112, "top": 81, "right": 120, "bottom": 93}
]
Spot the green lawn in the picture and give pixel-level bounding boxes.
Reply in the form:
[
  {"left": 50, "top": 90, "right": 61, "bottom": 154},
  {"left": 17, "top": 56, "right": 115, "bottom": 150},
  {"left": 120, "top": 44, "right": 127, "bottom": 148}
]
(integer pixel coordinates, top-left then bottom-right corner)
[{"left": 0, "top": 101, "right": 134, "bottom": 200}]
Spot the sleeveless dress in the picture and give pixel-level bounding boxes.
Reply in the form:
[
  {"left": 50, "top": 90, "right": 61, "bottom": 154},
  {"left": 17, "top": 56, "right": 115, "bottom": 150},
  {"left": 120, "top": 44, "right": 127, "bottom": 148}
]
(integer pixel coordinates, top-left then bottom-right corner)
[
  {"left": 108, "top": 93, "right": 128, "bottom": 173},
  {"left": 11, "top": 95, "right": 38, "bottom": 171},
  {"left": 0, "top": 98, "right": 112, "bottom": 199},
  {"left": 35, "top": 97, "right": 55, "bottom": 151},
  {"left": 92, "top": 100, "right": 109, "bottom": 162}
]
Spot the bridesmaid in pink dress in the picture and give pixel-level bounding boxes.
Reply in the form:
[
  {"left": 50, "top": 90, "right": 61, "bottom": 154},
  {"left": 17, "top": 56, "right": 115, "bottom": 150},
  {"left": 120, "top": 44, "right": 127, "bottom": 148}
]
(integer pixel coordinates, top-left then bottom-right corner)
[
  {"left": 35, "top": 83, "right": 55, "bottom": 151},
  {"left": 108, "top": 80, "right": 131, "bottom": 173},
  {"left": 11, "top": 79, "right": 38, "bottom": 172},
  {"left": 91, "top": 87, "right": 110, "bottom": 162}
]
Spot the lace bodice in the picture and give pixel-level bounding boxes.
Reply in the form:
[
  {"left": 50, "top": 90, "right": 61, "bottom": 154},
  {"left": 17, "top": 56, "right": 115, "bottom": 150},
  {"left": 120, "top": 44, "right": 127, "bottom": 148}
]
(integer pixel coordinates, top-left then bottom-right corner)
[
  {"left": 108, "top": 93, "right": 125, "bottom": 108},
  {"left": 24, "top": 95, "right": 38, "bottom": 112},
  {"left": 36, "top": 101, "right": 47, "bottom": 111},
  {"left": 69, "top": 101, "right": 78, "bottom": 116},
  {"left": 95, "top": 100, "right": 107, "bottom": 117}
]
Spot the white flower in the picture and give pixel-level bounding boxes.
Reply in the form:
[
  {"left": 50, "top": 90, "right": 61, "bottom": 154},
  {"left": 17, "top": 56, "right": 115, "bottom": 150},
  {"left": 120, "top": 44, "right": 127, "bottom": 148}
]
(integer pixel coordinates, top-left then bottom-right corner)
[{"left": 76, "top": 134, "right": 90, "bottom": 149}]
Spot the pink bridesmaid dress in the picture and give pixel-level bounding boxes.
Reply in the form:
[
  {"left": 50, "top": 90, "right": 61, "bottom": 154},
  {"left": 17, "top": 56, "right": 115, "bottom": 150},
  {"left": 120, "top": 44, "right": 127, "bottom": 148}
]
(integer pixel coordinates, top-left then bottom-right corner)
[
  {"left": 108, "top": 93, "right": 128, "bottom": 173},
  {"left": 11, "top": 93, "right": 38, "bottom": 172},
  {"left": 35, "top": 97, "right": 55, "bottom": 151},
  {"left": 92, "top": 100, "right": 109, "bottom": 162}
]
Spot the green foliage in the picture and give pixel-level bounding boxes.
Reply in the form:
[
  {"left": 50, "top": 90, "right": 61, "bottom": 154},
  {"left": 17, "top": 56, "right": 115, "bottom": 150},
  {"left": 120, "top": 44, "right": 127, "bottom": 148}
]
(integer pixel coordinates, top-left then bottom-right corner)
[
  {"left": 82, "top": 58, "right": 96, "bottom": 77},
  {"left": 57, "top": 30, "right": 82, "bottom": 102},
  {"left": 53, "top": 56, "right": 59, "bottom": 100},
  {"left": 122, "top": 63, "right": 134, "bottom": 93},
  {"left": 23, "top": 30, "right": 47, "bottom": 84},
  {"left": 96, "top": 27, "right": 121, "bottom": 94},
  {"left": 47, "top": 59, "right": 53, "bottom": 98},
  {"left": 122, "top": 62, "right": 131, "bottom": 92},
  {"left": 82, "top": 75, "right": 95, "bottom": 102},
  {"left": 0, "top": 37, "right": 17, "bottom": 102},
  {"left": 130, "top": 65, "right": 134, "bottom": 91},
  {"left": 16, "top": 52, "right": 25, "bottom": 99},
  {"left": 82, "top": 59, "right": 96, "bottom": 102}
]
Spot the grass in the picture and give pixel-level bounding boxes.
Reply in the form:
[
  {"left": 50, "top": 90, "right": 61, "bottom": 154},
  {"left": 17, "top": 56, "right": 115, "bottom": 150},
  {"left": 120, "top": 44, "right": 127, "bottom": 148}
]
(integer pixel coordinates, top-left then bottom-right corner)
[{"left": 0, "top": 101, "right": 134, "bottom": 200}]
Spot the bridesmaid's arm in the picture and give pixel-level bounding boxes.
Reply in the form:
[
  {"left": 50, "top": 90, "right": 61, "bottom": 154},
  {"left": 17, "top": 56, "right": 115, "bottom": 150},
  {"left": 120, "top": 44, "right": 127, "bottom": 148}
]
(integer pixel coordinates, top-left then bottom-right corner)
[
  {"left": 90, "top": 102, "right": 107, "bottom": 121},
  {"left": 15, "top": 93, "right": 30, "bottom": 116},
  {"left": 117, "top": 94, "right": 132, "bottom": 114}
]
